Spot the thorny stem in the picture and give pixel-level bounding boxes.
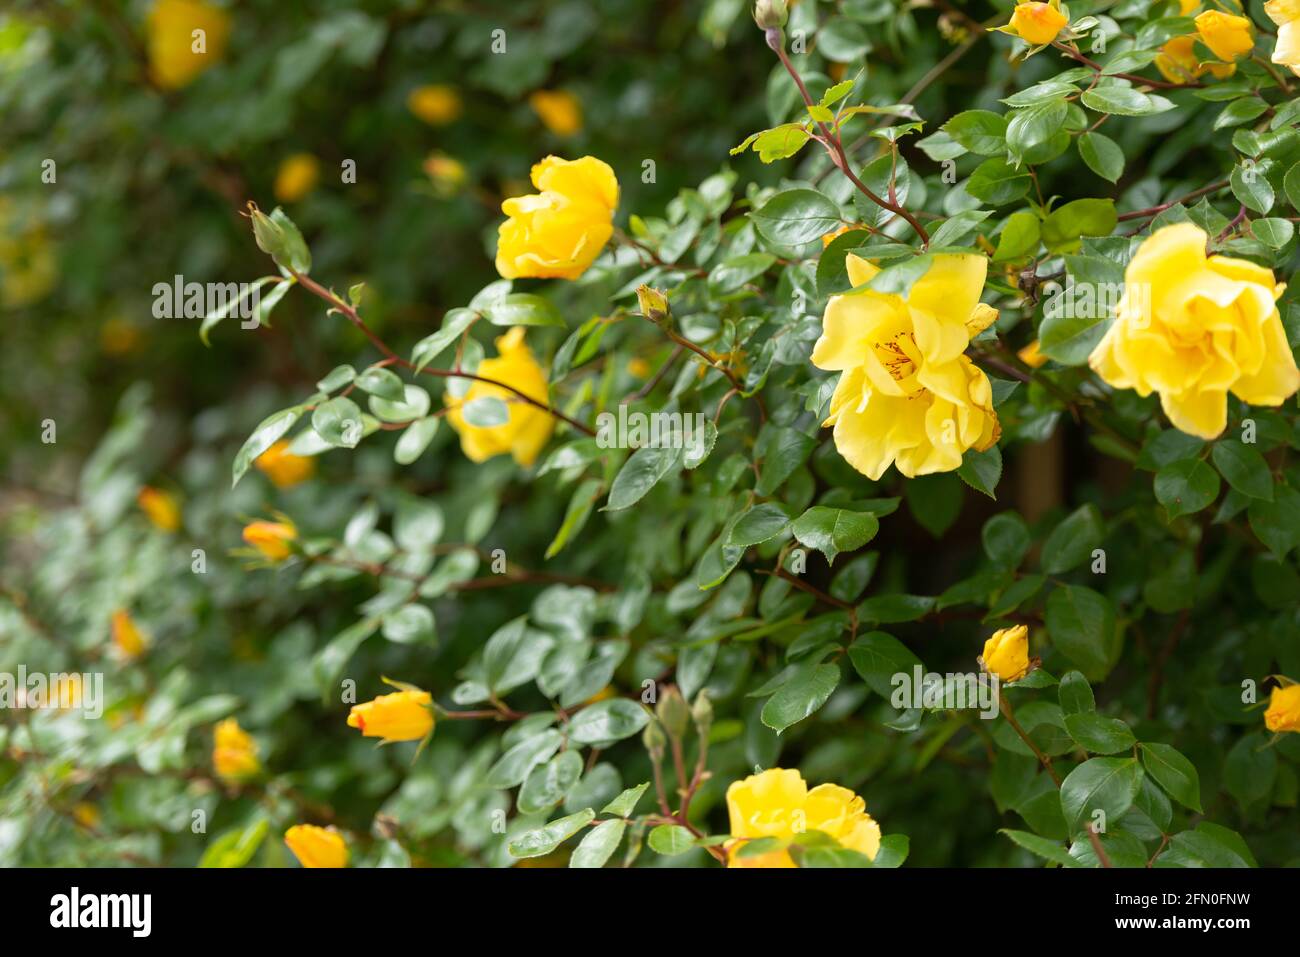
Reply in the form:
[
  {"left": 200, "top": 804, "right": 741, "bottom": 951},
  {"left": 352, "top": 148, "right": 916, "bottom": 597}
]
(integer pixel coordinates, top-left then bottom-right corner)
[{"left": 999, "top": 693, "right": 1062, "bottom": 788}]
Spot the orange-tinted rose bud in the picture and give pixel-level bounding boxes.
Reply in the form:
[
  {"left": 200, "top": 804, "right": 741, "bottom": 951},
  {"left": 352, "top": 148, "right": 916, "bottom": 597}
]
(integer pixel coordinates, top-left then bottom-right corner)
[
  {"left": 347, "top": 688, "right": 434, "bottom": 743},
  {"left": 1264, "top": 683, "right": 1300, "bottom": 733},
  {"left": 284, "top": 824, "right": 348, "bottom": 868},
  {"left": 254, "top": 439, "right": 315, "bottom": 488},
  {"left": 242, "top": 520, "right": 297, "bottom": 561},
  {"left": 111, "top": 609, "right": 147, "bottom": 660},
  {"left": 138, "top": 486, "right": 181, "bottom": 532},
  {"left": 213, "top": 718, "right": 261, "bottom": 781}
]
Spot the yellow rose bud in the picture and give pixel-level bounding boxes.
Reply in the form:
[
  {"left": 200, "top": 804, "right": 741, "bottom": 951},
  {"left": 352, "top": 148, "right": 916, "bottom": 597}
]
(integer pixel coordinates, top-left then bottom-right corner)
[
  {"left": 423, "top": 152, "right": 468, "bottom": 197},
  {"left": 1264, "top": 683, "right": 1300, "bottom": 733},
  {"left": 0, "top": 200, "right": 57, "bottom": 309},
  {"left": 137, "top": 486, "right": 182, "bottom": 532},
  {"left": 146, "top": 0, "right": 230, "bottom": 90},
  {"left": 51, "top": 674, "right": 83, "bottom": 710},
  {"left": 626, "top": 357, "right": 652, "bottom": 379},
  {"left": 72, "top": 802, "right": 101, "bottom": 830},
  {"left": 111, "top": 609, "right": 147, "bottom": 660},
  {"left": 445, "top": 327, "right": 555, "bottom": 467},
  {"left": 1089, "top": 224, "right": 1299, "bottom": 439},
  {"left": 1155, "top": 34, "right": 1237, "bottom": 83},
  {"left": 811, "top": 254, "right": 1001, "bottom": 479},
  {"left": 495, "top": 155, "right": 619, "bottom": 281},
  {"left": 1266, "top": 0, "right": 1300, "bottom": 76},
  {"left": 273, "top": 153, "right": 320, "bottom": 204},
  {"left": 982, "top": 624, "right": 1030, "bottom": 682},
  {"left": 284, "top": 824, "right": 348, "bottom": 868},
  {"left": 347, "top": 688, "right": 434, "bottom": 743},
  {"left": 254, "top": 439, "right": 315, "bottom": 488},
  {"left": 1195, "top": 11, "right": 1254, "bottom": 61},
  {"left": 1017, "top": 339, "right": 1049, "bottom": 369},
  {"left": 725, "top": 768, "right": 881, "bottom": 868},
  {"left": 242, "top": 519, "right": 297, "bottom": 561},
  {"left": 213, "top": 718, "right": 261, "bottom": 781},
  {"left": 1008, "top": 2, "right": 1068, "bottom": 45},
  {"left": 407, "top": 84, "right": 462, "bottom": 125},
  {"left": 529, "top": 90, "right": 584, "bottom": 137}
]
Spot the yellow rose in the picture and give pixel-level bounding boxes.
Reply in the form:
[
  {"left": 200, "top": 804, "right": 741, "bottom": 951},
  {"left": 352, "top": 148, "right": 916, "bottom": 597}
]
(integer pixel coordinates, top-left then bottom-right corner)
[
  {"left": 445, "top": 327, "right": 555, "bottom": 466},
  {"left": 423, "top": 152, "right": 468, "bottom": 197},
  {"left": 51, "top": 674, "right": 83, "bottom": 710},
  {"left": 1264, "top": 683, "right": 1300, "bottom": 733},
  {"left": 407, "top": 84, "right": 462, "bottom": 125},
  {"left": 529, "top": 90, "right": 583, "bottom": 137},
  {"left": 495, "top": 155, "right": 619, "bottom": 281},
  {"left": 1017, "top": 339, "right": 1049, "bottom": 369},
  {"left": 1155, "top": 34, "right": 1237, "bottom": 83},
  {"left": 1007, "top": 1, "right": 1068, "bottom": 45},
  {"left": 146, "top": 0, "right": 230, "bottom": 90},
  {"left": 347, "top": 688, "right": 434, "bottom": 743},
  {"left": 213, "top": 718, "right": 261, "bottom": 781},
  {"left": 137, "top": 486, "right": 181, "bottom": 532},
  {"left": 242, "top": 519, "right": 297, "bottom": 561},
  {"left": 1088, "top": 224, "right": 1299, "bottom": 439},
  {"left": 254, "top": 438, "right": 315, "bottom": 488},
  {"left": 725, "top": 768, "right": 881, "bottom": 868},
  {"left": 1266, "top": 0, "right": 1300, "bottom": 76},
  {"left": 111, "top": 609, "right": 147, "bottom": 660},
  {"left": 72, "top": 803, "right": 101, "bottom": 829},
  {"left": 284, "top": 824, "right": 348, "bottom": 868},
  {"left": 812, "top": 253, "right": 1001, "bottom": 480},
  {"left": 1195, "top": 10, "right": 1254, "bottom": 62},
  {"left": 273, "top": 153, "right": 320, "bottom": 204},
  {"left": 0, "top": 200, "right": 57, "bottom": 310},
  {"left": 982, "top": 624, "right": 1030, "bottom": 682}
]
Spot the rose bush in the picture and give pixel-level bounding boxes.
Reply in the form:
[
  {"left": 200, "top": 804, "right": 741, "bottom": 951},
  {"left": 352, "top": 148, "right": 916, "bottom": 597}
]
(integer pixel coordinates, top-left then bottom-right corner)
[{"left": 2, "top": 0, "right": 1299, "bottom": 870}]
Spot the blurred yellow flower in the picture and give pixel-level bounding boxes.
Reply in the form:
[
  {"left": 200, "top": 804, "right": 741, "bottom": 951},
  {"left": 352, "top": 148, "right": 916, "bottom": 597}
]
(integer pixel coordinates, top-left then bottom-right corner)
[
  {"left": 1195, "top": 10, "right": 1254, "bottom": 61},
  {"left": 1266, "top": 0, "right": 1300, "bottom": 76},
  {"left": 423, "top": 152, "right": 468, "bottom": 197},
  {"left": 445, "top": 327, "right": 555, "bottom": 467},
  {"left": 72, "top": 803, "right": 101, "bottom": 830},
  {"left": 137, "top": 486, "right": 181, "bottom": 532},
  {"left": 495, "top": 155, "right": 618, "bottom": 281},
  {"left": 1088, "top": 224, "right": 1299, "bottom": 439},
  {"left": 254, "top": 438, "right": 314, "bottom": 488},
  {"left": 529, "top": 90, "right": 583, "bottom": 136},
  {"left": 0, "top": 201, "right": 57, "bottom": 310},
  {"left": 347, "top": 688, "right": 434, "bottom": 743},
  {"left": 1017, "top": 339, "right": 1048, "bottom": 369},
  {"left": 982, "top": 624, "right": 1030, "bottom": 682},
  {"left": 146, "top": 0, "right": 230, "bottom": 90},
  {"left": 407, "top": 84, "right": 462, "bottom": 125},
  {"left": 284, "top": 825, "right": 348, "bottom": 868},
  {"left": 1007, "top": 1, "right": 1068, "bottom": 45},
  {"left": 51, "top": 674, "right": 83, "bottom": 710},
  {"left": 100, "top": 318, "right": 143, "bottom": 355},
  {"left": 811, "top": 253, "right": 1000, "bottom": 480},
  {"left": 1264, "top": 683, "right": 1300, "bottom": 733},
  {"left": 1155, "top": 34, "right": 1237, "bottom": 83},
  {"left": 626, "top": 357, "right": 652, "bottom": 379},
  {"left": 242, "top": 519, "right": 297, "bottom": 561},
  {"left": 274, "top": 153, "right": 320, "bottom": 204},
  {"left": 213, "top": 717, "right": 261, "bottom": 781},
  {"left": 111, "top": 609, "right": 147, "bottom": 660},
  {"left": 726, "top": 768, "right": 881, "bottom": 868}
]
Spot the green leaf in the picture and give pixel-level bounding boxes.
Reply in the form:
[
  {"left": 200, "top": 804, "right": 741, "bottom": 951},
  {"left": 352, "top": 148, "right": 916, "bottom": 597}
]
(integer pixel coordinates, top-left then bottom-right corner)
[
  {"left": 1154, "top": 458, "right": 1221, "bottom": 518},
  {"left": 310, "top": 618, "right": 379, "bottom": 698},
  {"left": 761, "top": 662, "right": 840, "bottom": 733},
  {"left": 568, "top": 699, "right": 650, "bottom": 746},
  {"left": 569, "top": 819, "right": 626, "bottom": 868},
  {"left": 381, "top": 604, "right": 436, "bottom": 645},
  {"left": 394, "top": 416, "right": 440, "bottom": 465},
  {"left": 999, "top": 828, "right": 1077, "bottom": 867},
  {"left": 517, "top": 750, "right": 585, "bottom": 815},
  {"left": 957, "top": 445, "right": 1002, "bottom": 498},
  {"left": 602, "top": 782, "right": 650, "bottom": 818},
  {"left": 993, "top": 211, "right": 1041, "bottom": 262},
  {"left": 966, "top": 158, "right": 1031, "bottom": 206},
  {"left": 647, "top": 824, "right": 697, "bottom": 855},
  {"left": 1041, "top": 199, "right": 1117, "bottom": 254},
  {"left": 369, "top": 384, "right": 431, "bottom": 423},
  {"left": 728, "top": 503, "right": 793, "bottom": 548},
  {"left": 605, "top": 445, "right": 681, "bottom": 510},
  {"left": 982, "top": 512, "right": 1031, "bottom": 568},
  {"left": 848, "top": 631, "right": 923, "bottom": 698},
  {"left": 1059, "top": 757, "right": 1143, "bottom": 833},
  {"left": 1040, "top": 504, "right": 1104, "bottom": 574},
  {"left": 411, "top": 308, "right": 477, "bottom": 371},
  {"left": 1057, "top": 670, "right": 1096, "bottom": 716},
  {"left": 312, "top": 396, "right": 364, "bottom": 448},
  {"left": 354, "top": 366, "right": 405, "bottom": 402},
  {"left": 1231, "top": 162, "right": 1274, "bottom": 214},
  {"left": 942, "top": 110, "right": 1009, "bottom": 156},
  {"left": 508, "top": 809, "right": 596, "bottom": 859},
  {"left": 1045, "top": 585, "right": 1116, "bottom": 679},
  {"left": 1064, "top": 713, "right": 1136, "bottom": 754},
  {"left": 1139, "top": 742, "right": 1202, "bottom": 812},
  {"left": 791, "top": 506, "right": 879, "bottom": 563},
  {"left": 232, "top": 407, "right": 301, "bottom": 487},
  {"left": 1078, "top": 132, "right": 1124, "bottom": 183},
  {"left": 199, "top": 818, "right": 270, "bottom": 868},
  {"left": 1247, "top": 484, "right": 1300, "bottom": 557},
  {"left": 481, "top": 293, "right": 565, "bottom": 327},
  {"left": 709, "top": 252, "right": 777, "bottom": 293},
  {"left": 487, "top": 729, "right": 564, "bottom": 789},
  {"left": 1080, "top": 85, "right": 1174, "bottom": 117},
  {"left": 1210, "top": 440, "right": 1273, "bottom": 500},
  {"left": 751, "top": 188, "right": 842, "bottom": 247}
]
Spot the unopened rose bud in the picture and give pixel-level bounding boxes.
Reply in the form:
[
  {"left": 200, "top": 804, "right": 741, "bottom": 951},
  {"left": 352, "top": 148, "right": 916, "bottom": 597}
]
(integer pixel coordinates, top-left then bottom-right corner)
[
  {"left": 656, "top": 685, "right": 690, "bottom": 740},
  {"left": 981, "top": 624, "right": 1031, "bottom": 683},
  {"left": 636, "top": 284, "right": 670, "bottom": 323},
  {"left": 753, "top": 0, "right": 789, "bottom": 30},
  {"left": 643, "top": 718, "right": 667, "bottom": 755},
  {"left": 692, "top": 689, "right": 713, "bottom": 738}
]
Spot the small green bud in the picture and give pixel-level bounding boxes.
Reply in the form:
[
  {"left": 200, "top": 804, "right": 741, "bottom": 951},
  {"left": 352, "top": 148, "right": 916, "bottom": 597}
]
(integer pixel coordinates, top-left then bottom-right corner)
[
  {"left": 642, "top": 719, "right": 667, "bottom": 754},
  {"left": 656, "top": 685, "right": 690, "bottom": 740},
  {"left": 635, "top": 284, "right": 670, "bottom": 323},
  {"left": 752, "top": 0, "right": 789, "bottom": 30},
  {"left": 692, "top": 689, "right": 714, "bottom": 738}
]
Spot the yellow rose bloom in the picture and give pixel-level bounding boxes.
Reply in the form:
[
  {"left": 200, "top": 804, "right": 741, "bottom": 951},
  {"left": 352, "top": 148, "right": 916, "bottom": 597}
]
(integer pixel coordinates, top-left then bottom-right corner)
[
  {"left": 1266, "top": 0, "right": 1300, "bottom": 76},
  {"left": 982, "top": 624, "right": 1031, "bottom": 682},
  {"left": 1155, "top": 34, "right": 1237, "bottom": 83},
  {"left": 213, "top": 718, "right": 261, "bottom": 781},
  {"left": 111, "top": 609, "right": 147, "bottom": 660},
  {"left": 0, "top": 200, "right": 57, "bottom": 310},
  {"left": 1194, "top": 10, "right": 1254, "bottom": 62},
  {"left": 495, "top": 155, "right": 619, "bottom": 281},
  {"left": 530, "top": 90, "right": 584, "bottom": 137},
  {"left": 1017, "top": 339, "right": 1049, "bottom": 369},
  {"left": 1088, "top": 224, "right": 1299, "bottom": 439},
  {"left": 242, "top": 519, "right": 297, "bottom": 561},
  {"left": 137, "top": 486, "right": 181, "bottom": 532},
  {"left": 1007, "top": 1, "right": 1068, "bottom": 45},
  {"left": 423, "top": 152, "right": 468, "bottom": 197},
  {"left": 346, "top": 688, "right": 434, "bottom": 743},
  {"left": 51, "top": 674, "right": 83, "bottom": 710},
  {"left": 72, "top": 802, "right": 101, "bottom": 829},
  {"left": 284, "top": 824, "right": 348, "bottom": 868},
  {"left": 1264, "top": 683, "right": 1300, "bottom": 733},
  {"left": 445, "top": 327, "right": 556, "bottom": 467},
  {"left": 273, "top": 153, "right": 320, "bottom": 204},
  {"left": 254, "top": 438, "right": 315, "bottom": 488},
  {"left": 812, "top": 253, "right": 1001, "bottom": 480},
  {"left": 146, "top": 0, "right": 230, "bottom": 90},
  {"left": 407, "top": 84, "right": 462, "bottom": 125},
  {"left": 726, "top": 768, "right": 881, "bottom": 868}
]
